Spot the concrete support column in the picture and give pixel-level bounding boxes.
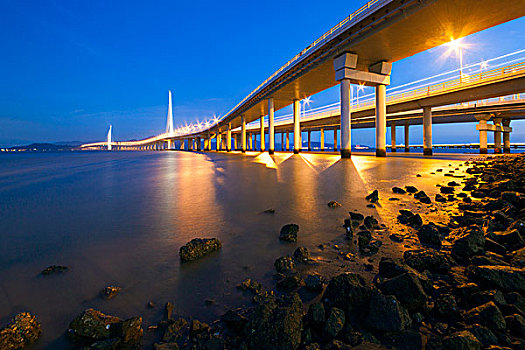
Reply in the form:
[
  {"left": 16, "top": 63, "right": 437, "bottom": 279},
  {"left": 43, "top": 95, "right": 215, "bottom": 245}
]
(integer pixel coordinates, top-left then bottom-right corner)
[
  {"left": 197, "top": 137, "right": 201, "bottom": 151},
  {"left": 391, "top": 121, "right": 396, "bottom": 152},
  {"left": 268, "top": 98, "right": 275, "bottom": 154},
  {"left": 281, "top": 133, "right": 284, "bottom": 151},
  {"left": 308, "top": 130, "right": 312, "bottom": 151},
  {"left": 320, "top": 128, "right": 325, "bottom": 151},
  {"left": 241, "top": 115, "right": 246, "bottom": 153},
  {"left": 334, "top": 128, "right": 338, "bottom": 151},
  {"left": 167, "top": 139, "right": 173, "bottom": 150},
  {"left": 227, "top": 123, "right": 232, "bottom": 152},
  {"left": 423, "top": 107, "right": 433, "bottom": 155},
  {"left": 248, "top": 133, "right": 252, "bottom": 151},
  {"left": 233, "top": 135, "right": 238, "bottom": 151},
  {"left": 339, "top": 78, "right": 352, "bottom": 158},
  {"left": 404, "top": 123, "right": 410, "bottom": 152},
  {"left": 375, "top": 84, "right": 387, "bottom": 157},
  {"left": 217, "top": 129, "right": 222, "bottom": 151},
  {"left": 286, "top": 131, "right": 290, "bottom": 151},
  {"left": 293, "top": 100, "right": 301, "bottom": 154},
  {"left": 493, "top": 117, "right": 502, "bottom": 154},
  {"left": 503, "top": 119, "right": 511, "bottom": 153},
  {"left": 476, "top": 115, "right": 491, "bottom": 154},
  {"left": 260, "top": 117, "right": 265, "bottom": 152}
]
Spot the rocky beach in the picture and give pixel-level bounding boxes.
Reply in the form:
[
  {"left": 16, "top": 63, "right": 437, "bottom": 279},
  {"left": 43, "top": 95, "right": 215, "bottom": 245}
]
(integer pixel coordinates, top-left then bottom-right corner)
[{"left": 2, "top": 152, "right": 525, "bottom": 349}]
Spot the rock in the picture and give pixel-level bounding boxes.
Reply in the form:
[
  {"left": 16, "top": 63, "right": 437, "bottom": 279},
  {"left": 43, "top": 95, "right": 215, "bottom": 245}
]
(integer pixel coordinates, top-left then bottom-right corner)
[
  {"left": 379, "top": 272, "right": 427, "bottom": 312},
  {"left": 512, "top": 247, "right": 525, "bottom": 267},
  {"left": 304, "top": 274, "right": 323, "bottom": 291},
  {"left": 276, "top": 273, "right": 303, "bottom": 291},
  {"left": 470, "top": 265, "right": 525, "bottom": 292},
  {"left": 323, "top": 273, "right": 374, "bottom": 314},
  {"left": 440, "top": 186, "right": 455, "bottom": 194},
  {"left": 101, "top": 286, "right": 121, "bottom": 300},
  {"left": 378, "top": 257, "right": 413, "bottom": 278},
  {"left": 494, "top": 229, "right": 525, "bottom": 251},
  {"left": 505, "top": 314, "right": 525, "bottom": 337},
  {"left": 414, "top": 191, "right": 431, "bottom": 204},
  {"left": 465, "top": 324, "right": 498, "bottom": 347},
  {"left": 435, "top": 193, "right": 447, "bottom": 202},
  {"left": 441, "top": 331, "right": 482, "bottom": 350},
  {"left": 162, "top": 318, "right": 188, "bottom": 342},
  {"left": 154, "top": 343, "right": 179, "bottom": 350},
  {"left": 451, "top": 226, "right": 485, "bottom": 258},
  {"left": 405, "top": 186, "right": 418, "bottom": 193},
  {"left": 364, "top": 216, "right": 379, "bottom": 229},
  {"left": 274, "top": 256, "right": 295, "bottom": 272},
  {"left": 404, "top": 249, "right": 451, "bottom": 274},
  {"left": 468, "top": 290, "right": 507, "bottom": 309},
  {"left": 0, "top": 312, "right": 42, "bottom": 350},
  {"left": 68, "top": 309, "right": 122, "bottom": 343},
  {"left": 324, "top": 307, "right": 345, "bottom": 339},
  {"left": 365, "top": 293, "right": 411, "bottom": 332},
  {"left": 417, "top": 224, "right": 442, "bottom": 247},
  {"left": 366, "top": 190, "right": 379, "bottom": 203},
  {"left": 328, "top": 201, "right": 342, "bottom": 208},
  {"left": 246, "top": 293, "right": 303, "bottom": 350},
  {"left": 293, "top": 247, "right": 310, "bottom": 263},
  {"left": 485, "top": 238, "right": 507, "bottom": 255},
  {"left": 307, "top": 302, "right": 326, "bottom": 324},
  {"left": 165, "top": 302, "right": 174, "bottom": 321},
  {"left": 389, "top": 233, "right": 404, "bottom": 242},
  {"left": 279, "top": 224, "right": 299, "bottom": 242},
  {"left": 189, "top": 319, "right": 209, "bottom": 336},
  {"left": 221, "top": 309, "right": 247, "bottom": 334},
  {"left": 264, "top": 208, "right": 275, "bottom": 214},
  {"left": 41, "top": 265, "right": 68, "bottom": 275},
  {"left": 349, "top": 212, "right": 364, "bottom": 221},
  {"left": 392, "top": 187, "right": 406, "bottom": 194},
  {"left": 179, "top": 238, "right": 222, "bottom": 261},
  {"left": 237, "top": 279, "right": 263, "bottom": 293},
  {"left": 464, "top": 302, "right": 506, "bottom": 332},
  {"left": 433, "top": 294, "right": 460, "bottom": 319},
  {"left": 113, "top": 316, "right": 143, "bottom": 346}
]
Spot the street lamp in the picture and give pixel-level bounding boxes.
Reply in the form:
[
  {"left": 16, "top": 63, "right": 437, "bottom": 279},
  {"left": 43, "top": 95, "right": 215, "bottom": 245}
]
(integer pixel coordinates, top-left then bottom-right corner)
[
  {"left": 447, "top": 38, "right": 467, "bottom": 82},
  {"left": 356, "top": 83, "right": 365, "bottom": 105}
]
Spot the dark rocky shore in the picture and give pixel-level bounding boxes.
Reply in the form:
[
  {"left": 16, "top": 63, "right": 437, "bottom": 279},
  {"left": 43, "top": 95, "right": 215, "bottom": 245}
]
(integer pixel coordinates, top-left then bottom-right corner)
[{"left": 2, "top": 153, "right": 525, "bottom": 349}]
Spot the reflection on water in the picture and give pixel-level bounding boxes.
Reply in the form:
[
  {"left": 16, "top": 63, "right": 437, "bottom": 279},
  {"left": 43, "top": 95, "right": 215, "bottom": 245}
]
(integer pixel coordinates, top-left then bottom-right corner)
[{"left": 0, "top": 151, "right": 474, "bottom": 348}]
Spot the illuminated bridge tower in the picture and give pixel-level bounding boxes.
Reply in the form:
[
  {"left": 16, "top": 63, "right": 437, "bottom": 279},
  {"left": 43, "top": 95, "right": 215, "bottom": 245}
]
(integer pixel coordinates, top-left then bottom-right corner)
[
  {"left": 166, "top": 90, "right": 174, "bottom": 149},
  {"left": 107, "top": 124, "right": 112, "bottom": 151}
]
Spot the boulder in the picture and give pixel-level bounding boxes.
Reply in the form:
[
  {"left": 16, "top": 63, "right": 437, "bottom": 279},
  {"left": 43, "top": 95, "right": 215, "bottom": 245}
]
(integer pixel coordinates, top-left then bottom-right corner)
[
  {"left": 441, "top": 331, "right": 482, "bottom": 350},
  {"left": 464, "top": 301, "right": 506, "bottom": 332},
  {"left": 392, "top": 187, "right": 406, "bottom": 194},
  {"left": 221, "top": 309, "right": 247, "bottom": 334},
  {"left": 364, "top": 216, "right": 379, "bottom": 230},
  {"left": 307, "top": 302, "right": 326, "bottom": 324},
  {"left": 323, "top": 273, "right": 375, "bottom": 314},
  {"left": 451, "top": 226, "right": 485, "bottom": 258},
  {"left": 405, "top": 186, "right": 418, "bottom": 193},
  {"left": 349, "top": 212, "right": 365, "bottom": 221},
  {"left": 163, "top": 318, "right": 188, "bottom": 342},
  {"left": 41, "top": 265, "right": 68, "bottom": 275},
  {"left": 246, "top": 293, "right": 303, "bottom": 350},
  {"left": 512, "top": 247, "right": 525, "bottom": 267},
  {"left": 237, "top": 279, "right": 263, "bottom": 294},
  {"left": 328, "top": 201, "right": 342, "bottom": 208},
  {"left": 433, "top": 294, "right": 460, "bottom": 319},
  {"left": 470, "top": 265, "right": 525, "bottom": 292},
  {"left": 68, "top": 309, "right": 122, "bottom": 343},
  {"left": 293, "top": 247, "right": 310, "bottom": 263},
  {"left": 304, "top": 274, "right": 323, "bottom": 291},
  {"left": 403, "top": 249, "right": 451, "bottom": 274},
  {"left": 179, "top": 238, "right": 222, "bottom": 261},
  {"left": 276, "top": 273, "right": 303, "bottom": 291},
  {"left": 0, "top": 312, "right": 42, "bottom": 350},
  {"left": 505, "top": 314, "right": 525, "bottom": 337},
  {"left": 417, "top": 224, "right": 442, "bottom": 247},
  {"left": 274, "top": 256, "right": 295, "bottom": 272},
  {"left": 435, "top": 194, "right": 447, "bottom": 202},
  {"left": 365, "top": 293, "right": 411, "bottom": 332},
  {"left": 379, "top": 273, "right": 427, "bottom": 312},
  {"left": 414, "top": 191, "right": 431, "bottom": 204},
  {"left": 280, "top": 224, "right": 299, "bottom": 242},
  {"left": 366, "top": 190, "right": 379, "bottom": 203},
  {"left": 324, "top": 307, "right": 345, "bottom": 339},
  {"left": 440, "top": 186, "right": 455, "bottom": 194},
  {"left": 465, "top": 324, "right": 498, "bottom": 347},
  {"left": 101, "top": 286, "right": 121, "bottom": 300}
]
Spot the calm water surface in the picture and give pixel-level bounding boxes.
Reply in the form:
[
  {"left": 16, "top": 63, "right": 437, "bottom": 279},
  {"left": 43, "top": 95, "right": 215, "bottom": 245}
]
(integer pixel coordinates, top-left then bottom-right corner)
[{"left": 0, "top": 150, "right": 476, "bottom": 348}]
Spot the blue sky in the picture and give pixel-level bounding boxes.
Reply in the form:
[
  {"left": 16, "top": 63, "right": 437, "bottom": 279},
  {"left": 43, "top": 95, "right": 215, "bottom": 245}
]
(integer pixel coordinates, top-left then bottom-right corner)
[{"left": 0, "top": 0, "right": 524, "bottom": 147}]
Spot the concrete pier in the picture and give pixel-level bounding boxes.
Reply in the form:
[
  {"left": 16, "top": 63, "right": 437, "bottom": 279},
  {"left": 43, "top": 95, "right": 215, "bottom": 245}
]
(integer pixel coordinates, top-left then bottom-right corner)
[
  {"left": 293, "top": 100, "right": 301, "bottom": 154},
  {"left": 320, "top": 128, "right": 324, "bottom": 151},
  {"left": 268, "top": 98, "right": 275, "bottom": 154},
  {"left": 227, "top": 123, "right": 232, "bottom": 152},
  {"left": 260, "top": 117, "right": 265, "bottom": 152},
  {"left": 340, "top": 78, "right": 352, "bottom": 158},
  {"left": 494, "top": 117, "right": 502, "bottom": 154},
  {"left": 241, "top": 115, "right": 246, "bottom": 152},
  {"left": 423, "top": 107, "right": 433, "bottom": 155},
  {"left": 391, "top": 121, "right": 396, "bottom": 152},
  {"left": 217, "top": 128, "right": 222, "bottom": 151},
  {"left": 334, "top": 128, "right": 338, "bottom": 151},
  {"left": 375, "top": 84, "right": 387, "bottom": 157},
  {"left": 476, "top": 114, "right": 491, "bottom": 154},
  {"left": 307, "top": 130, "right": 312, "bottom": 151},
  {"left": 286, "top": 131, "right": 290, "bottom": 151},
  {"left": 503, "top": 119, "right": 511, "bottom": 153}
]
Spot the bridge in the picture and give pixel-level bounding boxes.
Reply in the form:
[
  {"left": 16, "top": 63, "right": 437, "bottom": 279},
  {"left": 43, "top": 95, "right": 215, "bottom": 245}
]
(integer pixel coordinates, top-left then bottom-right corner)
[{"left": 81, "top": 0, "right": 525, "bottom": 156}]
